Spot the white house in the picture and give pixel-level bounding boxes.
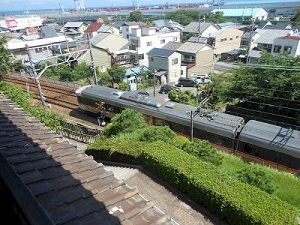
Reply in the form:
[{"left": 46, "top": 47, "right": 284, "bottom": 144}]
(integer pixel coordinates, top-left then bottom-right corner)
[
  {"left": 129, "top": 26, "right": 180, "bottom": 66},
  {"left": 147, "top": 48, "right": 182, "bottom": 84},
  {"left": 272, "top": 36, "right": 300, "bottom": 57}
]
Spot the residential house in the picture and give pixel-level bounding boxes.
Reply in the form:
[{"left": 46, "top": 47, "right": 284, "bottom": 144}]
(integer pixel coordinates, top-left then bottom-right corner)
[
  {"left": 6, "top": 36, "right": 70, "bottom": 62},
  {"left": 147, "top": 48, "right": 182, "bottom": 84},
  {"left": 64, "top": 21, "right": 87, "bottom": 39},
  {"left": 247, "top": 28, "right": 296, "bottom": 63},
  {"left": 129, "top": 26, "right": 180, "bottom": 66},
  {"left": 183, "top": 21, "right": 220, "bottom": 37},
  {"left": 175, "top": 41, "right": 214, "bottom": 77},
  {"left": 84, "top": 18, "right": 120, "bottom": 38},
  {"left": 120, "top": 22, "right": 140, "bottom": 39},
  {"left": 151, "top": 19, "right": 184, "bottom": 31},
  {"left": 40, "top": 26, "right": 58, "bottom": 38},
  {"left": 207, "top": 27, "right": 244, "bottom": 58},
  {"left": 78, "top": 32, "right": 130, "bottom": 72},
  {"left": 84, "top": 18, "right": 104, "bottom": 38},
  {"left": 123, "top": 66, "right": 151, "bottom": 90},
  {"left": 271, "top": 36, "right": 300, "bottom": 57},
  {"left": 211, "top": 8, "right": 268, "bottom": 21}
]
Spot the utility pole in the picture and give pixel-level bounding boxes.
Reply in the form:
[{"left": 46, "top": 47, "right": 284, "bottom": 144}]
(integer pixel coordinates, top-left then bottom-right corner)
[
  {"left": 246, "top": 9, "right": 255, "bottom": 64},
  {"left": 26, "top": 44, "right": 48, "bottom": 109},
  {"left": 87, "top": 34, "right": 98, "bottom": 85}
]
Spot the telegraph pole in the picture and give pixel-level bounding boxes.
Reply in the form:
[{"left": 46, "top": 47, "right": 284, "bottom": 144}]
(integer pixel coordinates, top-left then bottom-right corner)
[{"left": 87, "top": 34, "right": 98, "bottom": 85}]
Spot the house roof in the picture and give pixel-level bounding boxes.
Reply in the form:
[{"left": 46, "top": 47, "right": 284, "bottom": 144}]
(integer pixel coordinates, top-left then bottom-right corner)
[
  {"left": 152, "top": 19, "right": 172, "bottom": 27},
  {"left": 147, "top": 48, "right": 175, "bottom": 57},
  {"left": 90, "top": 32, "right": 110, "bottom": 45},
  {"left": 64, "top": 22, "right": 84, "bottom": 28},
  {"left": 124, "top": 66, "right": 150, "bottom": 77},
  {"left": 211, "top": 8, "right": 267, "bottom": 17},
  {"left": 161, "top": 41, "right": 182, "bottom": 51},
  {"left": 276, "top": 36, "right": 300, "bottom": 41},
  {"left": 183, "top": 22, "right": 220, "bottom": 34},
  {"left": 84, "top": 22, "right": 103, "bottom": 33},
  {"left": 0, "top": 93, "right": 177, "bottom": 225},
  {"left": 40, "top": 26, "right": 58, "bottom": 38},
  {"left": 254, "top": 29, "right": 293, "bottom": 44},
  {"left": 176, "top": 42, "right": 208, "bottom": 54},
  {"left": 187, "top": 36, "right": 207, "bottom": 43},
  {"left": 98, "top": 25, "right": 113, "bottom": 33}
]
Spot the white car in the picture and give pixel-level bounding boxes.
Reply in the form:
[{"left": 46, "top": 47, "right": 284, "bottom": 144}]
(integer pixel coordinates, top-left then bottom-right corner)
[{"left": 195, "top": 74, "right": 211, "bottom": 84}]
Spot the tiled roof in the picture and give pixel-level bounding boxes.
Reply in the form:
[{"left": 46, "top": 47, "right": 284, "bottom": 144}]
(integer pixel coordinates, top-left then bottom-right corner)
[
  {"left": 161, "top": 41, "right": 182, "bottom": 51},
  {"left": 147, "top": 48, "right": 175, "bottom": 57},
  {"left": 183, "top": 22, "right": 220, "bottom": 34},
  {"left": 254, "top": 29, "right": 292, "bottom": 44},
  {"left": 40, "top": 26, "right": 59, "bottom": 38},
  {"left": 0, "top": 93, "right": 177, "bottom": 225},
  {"left": 85, "top": 22, "right": 103, "bottom": 33},
  {"left": 176, "top": 41, "right": 207, "bottom": 54}
]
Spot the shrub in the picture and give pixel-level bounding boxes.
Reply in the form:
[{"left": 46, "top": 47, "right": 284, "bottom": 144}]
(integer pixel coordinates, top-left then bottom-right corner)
[
  {"left": 182, "top": 139, "right": 223, "bottom": 166},
  {"left": 237, "top": 163, "right": 278, "bottom": 194},
  {"left": 138, "top": 126, "right": 176, "bottom": 143}
]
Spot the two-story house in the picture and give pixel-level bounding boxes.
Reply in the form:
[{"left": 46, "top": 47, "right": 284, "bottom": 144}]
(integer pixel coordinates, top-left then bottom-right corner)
[
  {"left": 183, "top": 21, "right": 220, "bottom": 37},
  {"left": 207, "top": 27, "right": 244, "bottom": 59},
  {"left": 84, "top": 18, "right": 120, "bottom": 38},
  {"left": 64, "top": 21, "right": 87, "bottom": 39},
  {"left": 147, "top": 48, "right": 182, "bottom": 84},
  {"left": 247, "top": 29, "right": 296, "bottom": 63},
  {"left": 175, "top": 41, "right": 214, "bottom": 77},
  {"left": 78, "top": 32, "right": 130, "bottom": 72},
  {"left": 129, "top": 26, "right": 180, "bottom": 66},
  {"left": 271, "top": 36, "right": 300, "bottom": 57}
]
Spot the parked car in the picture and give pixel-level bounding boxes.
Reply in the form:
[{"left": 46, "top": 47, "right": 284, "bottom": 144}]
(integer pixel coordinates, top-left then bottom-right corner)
[
  {"left": 195, "top": 74, "right": 212, "bottom": 84},
  {"left": 176, "top": 77, "right": 198, "bottom": 87},
  {"left": 159, "top": 85, "right": 181, "bottom": 94}
]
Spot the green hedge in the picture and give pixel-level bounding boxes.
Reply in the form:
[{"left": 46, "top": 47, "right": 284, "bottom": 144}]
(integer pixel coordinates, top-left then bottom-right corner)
[{"left": 87, "top": 138, "right": 299, "bottom": 225}]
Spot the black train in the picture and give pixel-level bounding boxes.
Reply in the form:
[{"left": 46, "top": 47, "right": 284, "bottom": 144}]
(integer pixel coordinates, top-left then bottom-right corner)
[{"left": 75, "top": 85, "right": 300, "bottom": 172}]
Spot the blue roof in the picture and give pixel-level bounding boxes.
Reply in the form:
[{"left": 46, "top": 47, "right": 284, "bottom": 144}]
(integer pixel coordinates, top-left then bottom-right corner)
[
  {"left": 147, "top": 48, "right": 175, "bottom": 57},
  {"left": 211, "top": 8, "right": 264, "bottom": 17},
  {"left": 124, "top": 66, "right": 150, "bottom": 77}
]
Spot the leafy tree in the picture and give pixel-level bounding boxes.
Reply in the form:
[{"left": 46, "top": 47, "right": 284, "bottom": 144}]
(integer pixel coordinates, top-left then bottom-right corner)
[
  {"left": 128, "top": 10, "right": 143, "bottom": 22},
  {"left": 71, "top": 62, "right": 94, "bottom": 82},
  {"left": 291, "top": 11, "right": 300, "bottom": 26},
  {"left": 0, "top": 36, "right": 13, "bottom": 79},
  {"left": 211, "top": 51, "right": 300, "bottom": 125},
  {"left": 237, "top": 163, "right": 278, "bottom": 194},
  {"left": 107, "top": 64, "right": 126, "bottom": 86},
  {"left": 103, "top": 108, "right": 147, "bottom": 137}
]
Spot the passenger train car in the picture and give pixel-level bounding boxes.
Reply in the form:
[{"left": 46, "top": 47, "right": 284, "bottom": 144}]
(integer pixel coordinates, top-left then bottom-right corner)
[{"left": 76, "top": 85, "right": 300, "bottom": 172}]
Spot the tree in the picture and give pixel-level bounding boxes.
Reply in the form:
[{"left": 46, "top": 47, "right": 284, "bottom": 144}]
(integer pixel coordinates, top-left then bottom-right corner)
[
  {"left": 107, "top": 64, "right": 126, "bottom": 86},
  {"left": 0, "top": 37, "right": 13, "bottom": 79},
  {"left": 211, "top": 51, "right": 300, "bottom": 125},
  {"left": 103, "top": 108, "right": 147, "bottom": 137},
  {"left": 128, "top": 10, "right": 143, "bottom": 22},
  {"left": 291, "top": 11, "right": 300, "bottom": 26}
]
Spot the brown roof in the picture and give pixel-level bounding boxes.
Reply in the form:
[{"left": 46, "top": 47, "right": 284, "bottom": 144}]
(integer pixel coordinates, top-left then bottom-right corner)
[
  {"left": 85, "top": 22, "right": 103, "bottom": 33},
  {"left": 0, "top": 93, "right": 177, "bottom": 225}
]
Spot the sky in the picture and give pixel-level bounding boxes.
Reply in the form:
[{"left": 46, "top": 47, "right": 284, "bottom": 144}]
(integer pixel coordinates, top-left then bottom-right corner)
[{"left": 0, "top": 0, "right": 299, "bottom": 12}]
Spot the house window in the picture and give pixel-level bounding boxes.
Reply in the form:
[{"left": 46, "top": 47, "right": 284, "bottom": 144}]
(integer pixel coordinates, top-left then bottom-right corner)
[
  {"left": 220, "top": 39, "right": 224, "bottom": 42},
  {"left": 273, "top": 45, "right": 282, "bottom": 53},
  {"left": 150, "top": 57, "right": 154, "bottom": 62},
  {"left": 172, "top": 37, "right": 177, "bottom": 41},
  {"left": 283, "top": 46, "right": 292, "bottom": 54},
  {"left": 236, "top": 36, "right": 239, "bottom": 39},
  {"left": 172, "top": 58, "right": 178, "bottom": 65},
  {"left": 139, "top": 54, "right": 144, "bottom": 60},
  {"left": 224, "top": 38, "right": 227, "bottom": 41},
  {"left": 230, "top": 38, "right": 233, "bottom": 41},
  {"left": 146, "top": 41, "right": 152, "bottom": 46},
  {"left": 160, "top": 39, "right": 165, "bottom": 44}
]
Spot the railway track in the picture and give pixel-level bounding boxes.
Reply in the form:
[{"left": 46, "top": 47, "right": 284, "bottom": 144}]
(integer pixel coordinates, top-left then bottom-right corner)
[
  {"left": 3, "top": 75, "right": 79, "bottom": 110},
  {"left": 2, "top": 74, "right": 100, "bottom": 128}
]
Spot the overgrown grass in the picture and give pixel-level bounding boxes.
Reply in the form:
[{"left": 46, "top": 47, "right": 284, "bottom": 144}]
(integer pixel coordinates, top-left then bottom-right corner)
[{"left": 218, "top": 151, "right": 300, "bottom": 210}]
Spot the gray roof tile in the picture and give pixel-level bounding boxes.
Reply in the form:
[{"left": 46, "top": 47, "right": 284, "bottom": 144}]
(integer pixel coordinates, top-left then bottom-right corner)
[{"left": 0, "top": 93, "right": 177, "bottom": 225}]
